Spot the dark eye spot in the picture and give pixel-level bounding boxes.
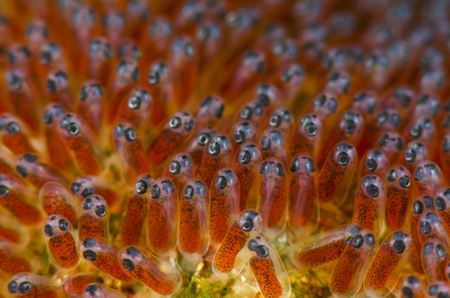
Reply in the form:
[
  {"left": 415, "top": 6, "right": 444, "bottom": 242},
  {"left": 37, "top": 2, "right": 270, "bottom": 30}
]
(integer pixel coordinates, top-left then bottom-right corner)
[
  {"left": 82, "top": 198, "right": 93, "bottom": 210},
  {"left": 241, "top": 218, "right": 254, "bottom": 232},
  {"left": 365, "top": 233, "right": 375, "bottom": 245},
  {"left": 85, "top": 284, "right": 98, "bottom": 295},
  {"left": 184, "top": 185, "right": 194, "bottom": 199},
  {"left": 209, "top": 142, "right": 220, "bottom": 156},
  {"left": 82, "top": 187, "right": 95, "bottom": 198},
  {"left": 135, "top": 179, "right": 148, "bottom": 194},
  {"left": 261, "top": 136, "right": 271, "bottom": 150},
  {"left": 83, "top": 238, "right": 96, "bottom": 248},
  {"left": 197, "top": 133, "right": 210, "bottom": 146},
  {"left": 352, "top": 235, "right": 364, "bottom": 248},
  {"left": 122, "top": 259, "right": 135, "bottom": 271},
  {"left": 344, "top": 120, "right": 356, "bottom": 134},
  {"left": 16, "top": 165, "right": 28, "bottom": 178},
  {"left": 125, "top": 128, "right": 136, "bottom": 142},
  {"left": 378, "top": 134, "right": 388, "bottom": 146},
  {"left": 429, "top": 285, "right": 438, "bottom": 296},
  {"left": 184, "top": 119, "right": 194, "bottom": 131},
  {"left": 415, "top": 167, "right": 424, "bottom": 181},
  {"left": 258, "top": 94, "right": 270, "bottom": 107},
  {"left": 71, "top": 182, "right": 81, "bottom": 194},
  {"left": 44, "top": 224, "right": 54, "bottom": 236},
  {"left": 151, "top": 185, "right": 161, "bottom": 199},
  {"left": 216, "top": 176, "right": 227, "bottom": 189},
  {"left": 404, "top": 148, "right": 416, "bottom": 162},
  {"left": 248, "top": 239, "right": 258, "bottom": 251},
  {"left": 148, "top": 70, "right": 159, "bottom": 85},
  {"left": 436, "top": 244, "right": 446, "bottom": 258},
  {"left": 337, "top": 152, "right": 350, "bottom": 166},
  {"left": 443, "top": 137, "right": 450, "bottom": 153},
  {"left": 128, "top": 96, "right": 141, "bottom": 109},
  {"left": 126, "top": 246, "right": 141, "bottom": 257},
  {"left": 290, "top": 158, "right": 299, "bottom": 172},
  {"left": 59, "top": 219, "right": 69, "bottom": 230},
  {"left": 399, "top": 176, "right": 410, "bottom": 188},
  {"left": 436, "top": 197, "right": 446, "bottom": 211},
  {"left": 43, "top": 110, "right": 53, "bottom": 124},
  {"left": 239, "top": 150, "right": 251, "bottom": 164},
  {"left": 256, "top": 245, "right": 269, "bottom": 258},
  {"left": 411, "top": 124, "right": 422, "bottom": 138},
  {"left": 40, "top": 50, "right": 51, "bottom": 65},
  {"left": 393, "top": 240, "right": 405, "bottom": 254},
  {"left": 19, "top": 282, "right": 32, "bottom": 294},
  {"left": 365, "top": 159, "right": 377, "bottom": 172},
  {"left": 270, "top": 115, "right": 281, "bottom": 127},
  {"left": 95, "top": 205, "right": 106, "bottom": 217},
  {"left": 6, "top": 122, "right": 20, "bottom": 134},
  {"left": 419, "top": 221, "right": 431, "bottom": 234},
  {"left": 46, "top": 79, "right": 57, "bottom": 94},
  {"left": 387, "top": 169, "right": 397, "bottom": 181},
  {"left": 366, "top": 185, "right": 379, "bottom": 198},
  {"left": 67, "top": 122, "right": 81, "bottom": 135},
  {"left": 275, "top": 163, "right": 285, "bottom": 177},
  {"left": 306, "top": 158, "right": 316, "bottom": 172},
  {"left": 240, "top": 107, "right": 252, "bottom": 120},
  {"left": 0, "top": 185, "right": 9, "bottom": 198},
  {"left": 413, "top": 201, "right": 423, "bottom": 214},
  {"left": 169, "top": 161, "right": 181, "bottom": 175},
  {"left": 83, "top": 250, "right": 97, "bottom": 261},
  {"left": 233, "top": 130, "right": 245, "bottom": 144},
  {"left": 305, "top": 123, "right": 317, "bottom": 137},
  {"left": 8, "top": 280, "right": 18, "bottom": 293},
  {"left": 169, "top": 117, "right": 181, "bottom": 128}
]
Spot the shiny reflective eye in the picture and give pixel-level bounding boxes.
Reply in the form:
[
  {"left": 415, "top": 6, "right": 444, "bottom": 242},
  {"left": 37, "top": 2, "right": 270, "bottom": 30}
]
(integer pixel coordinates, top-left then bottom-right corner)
[
  {"left": 302, "top": 121, "right": 316, "bottom": 136},
  {"left": 352, "top": 235, "right": 364, "bottom": 248},
  {"left": 95, "top": 205, "right": 106, "bottom": 217},
  {"left": 209, "top": 142, "right": 220, "bottom": 156},
  {"left": 275, "top": 163, "right": 285, "bottom": 177},
  {"left": 239, "top": 150, "right": 251, "bottom": 164},
  {"left": 197, "top": 133, "right": 210, "bottom": 146},
  {"left": 125, "top": 128, "right": 136, "bottom": 142},
  {"left": 169, "top": 161, "right": 181, "bottom": 174},
  {"left": 241, "top": 218, "right": 253, "bottom": 232},
  {"left": 128, "top": 96, "right": 141, "bottom": 109},
  {"left": 67, "top": 122, "right": 80, "bottom": 135},
  {"left": 233, "top": 130, "right": 245, "bottom": 144},
  {"left": 184, "top": 185, "right": 194, "bottom": 199},
  {"left": 19, "top": 282, "right": 32, "bottom": 294},
  {"left": 59, "top": 219, "right": 69, "bottom": 230},
  {"left": 216, "top": 176, "right": 227, "bottom": 189},
  {"left": 256, "top": 245, "right": 269, "bottom": 258},
  {"left": 366, "top": 185, "right": 379, "bottom": 198},
  {"left": 387, "top": 169, "right": 397, "bottom": 181},
  {"left": 169, "top": 117, "right": 181, "bottom": 128},
  {"left": 135, "top": 179, "right": 148, "bottom": 194},
  {"left": 337, "top": 152, "right": 350, "bottom": 166},
  {"left": 270, "top": 115, "right": 281, "bottom": 127}
]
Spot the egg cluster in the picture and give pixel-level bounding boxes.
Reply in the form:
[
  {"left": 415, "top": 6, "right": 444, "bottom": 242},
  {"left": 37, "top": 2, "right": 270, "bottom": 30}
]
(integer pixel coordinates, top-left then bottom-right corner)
[{"left": 1, "top": 0, "right": 450, "bottom": 297}]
